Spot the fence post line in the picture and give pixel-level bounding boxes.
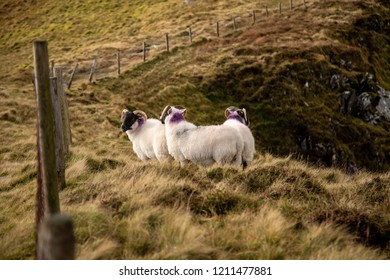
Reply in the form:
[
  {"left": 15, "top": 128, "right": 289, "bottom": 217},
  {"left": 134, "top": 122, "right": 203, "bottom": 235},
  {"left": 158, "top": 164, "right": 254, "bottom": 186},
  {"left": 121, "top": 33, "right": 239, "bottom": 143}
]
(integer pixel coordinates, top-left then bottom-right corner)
[
  {"left": 88, "top": 58, "right": 97, "bottom": 83},
  {"left": 143, "top": 42, "right": 146, "bottom": 61},
  {"left": 279, "top": 2, "right": 282, "bottom": 14},
  {"left": 303, "top": 0, "right": 306, "bottom": 8},
  {"left": 165, "top": 34, "right": 169, "bottom": 52},
  {"left": 252, "top": 10, "right": 256, "bottom": 24},
  {"left": 33, "top": 39, "right": 61, "bottom": 215},
  {"left": 232, "top": 16, "right": 237, "bottom": 30},
  {"left": 67, "top": 63, "right": 78, "bottom": 90},
  {"left": 216, "top": 21, "right": 220, "bottom": 37},
  {"left": 37, "top": 214, "right": 75, "bottom": 260},
  {"left": 50, "top": 75, "right": 65, "bottom": 191},
  {"left": 189, "top": 27, "right": 192, "bottom": 43},
  {"left": 116, "top": 50, "right": 121, "bottom": 76},
  {"left": 55, "top": 68, "right": 72, "bottom": 154},
  {"left": 290, "top": 0, "right": 293, "bottom": 10},
  {"left": 266, "top": 6, "right": 269, "bottom": 17}
]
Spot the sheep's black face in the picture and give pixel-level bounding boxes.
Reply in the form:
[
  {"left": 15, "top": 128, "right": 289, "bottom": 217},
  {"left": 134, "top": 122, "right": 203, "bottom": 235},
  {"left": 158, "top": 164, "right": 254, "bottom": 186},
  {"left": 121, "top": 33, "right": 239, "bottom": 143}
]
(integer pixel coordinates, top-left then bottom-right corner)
[
  {"left": 225, "top": 106, "right": 250, "bottom": 127},
  {"left": 121, "top": 111, "right": 138, "bottom": 132}
]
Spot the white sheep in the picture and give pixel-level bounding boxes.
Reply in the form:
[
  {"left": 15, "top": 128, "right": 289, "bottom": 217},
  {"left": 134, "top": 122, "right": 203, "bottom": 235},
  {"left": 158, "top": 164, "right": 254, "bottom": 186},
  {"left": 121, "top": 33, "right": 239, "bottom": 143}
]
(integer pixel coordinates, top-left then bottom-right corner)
[
  {"left": 223, "top": 106, "right": 255, "bottom": 169},
  {"left": 160, "top": 105, "right": 244, "bottom": 167},
  {"left": 121, "top": 109, "right": 169, "bottom": 161}
]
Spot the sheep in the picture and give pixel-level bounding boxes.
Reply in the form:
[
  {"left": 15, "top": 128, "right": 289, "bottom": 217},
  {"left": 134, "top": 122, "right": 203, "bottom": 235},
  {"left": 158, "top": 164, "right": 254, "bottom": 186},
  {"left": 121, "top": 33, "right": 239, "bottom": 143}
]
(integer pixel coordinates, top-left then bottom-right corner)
[
  {"left": 223, "top": 106, "right": 255, "bottom": 169},
  {"left": 160, "top": 105, "right": 244, "bottom": 167},
  {"left": 121, "top": 109, "right": 169, "bottom": 161}
]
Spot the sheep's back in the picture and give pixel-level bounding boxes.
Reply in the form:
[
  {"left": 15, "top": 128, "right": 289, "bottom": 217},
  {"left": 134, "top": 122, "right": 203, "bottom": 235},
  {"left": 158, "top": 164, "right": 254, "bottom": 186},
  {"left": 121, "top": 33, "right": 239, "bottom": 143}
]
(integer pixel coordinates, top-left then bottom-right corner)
[{"left": 178, "top": 125, "right": 242, "bottom": 161}]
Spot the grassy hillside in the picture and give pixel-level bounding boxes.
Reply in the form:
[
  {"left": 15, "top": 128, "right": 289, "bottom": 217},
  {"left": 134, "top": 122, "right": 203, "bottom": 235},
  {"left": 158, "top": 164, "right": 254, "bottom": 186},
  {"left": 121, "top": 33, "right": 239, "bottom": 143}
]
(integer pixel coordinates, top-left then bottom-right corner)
[{"left": 0, "top": 0, "right": 389, "bottom": 259}]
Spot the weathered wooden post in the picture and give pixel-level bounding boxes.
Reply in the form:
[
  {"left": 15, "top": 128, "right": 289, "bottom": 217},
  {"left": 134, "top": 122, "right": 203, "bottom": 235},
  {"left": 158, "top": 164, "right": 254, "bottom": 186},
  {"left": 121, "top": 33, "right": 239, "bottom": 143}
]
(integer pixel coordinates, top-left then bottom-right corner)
[
  {"left": 143, "top": 42, "right": 146, "bottom": 61},
  {"left": 252, "top": 10, "right": 256, "bottom": 24},
  {"left": 232, "top": 16, "right": 237, "bottom": 30},
  {"left": 216, "top": 21, "right": 220, "bottom": 37},
  {"left": 266, "top": 6, "right": 269, "bottom": 17},
  {"left": 290, "top": 0, "right": 293, "bottom": 10},
  {"left": 67, "top": 63, "right": 78, "bottom": 90},
  {"left": 279, "top": 2, "right": 282, "bottom": 14},
  {"left": 165, "top": 34, "right": 169, "bottom": 52},
  {"left": 38, "top": 214, "right": 75, "bottom": 260},
  {"left": 56, "top": 68, "right": 72, "bottom": 154},
  {"left": 116, "top": 50, "right": 121, "bottom": 76},
  {"left": 50, "top": 60, "right": 54, "bottom": 77},
  {"left": 35, "top": 117, "right": 44, "bottom": 259},
  {"left": 189, "top": 27, "right": 192, "bottom": 43},
  {"left": 303, "top": 0, "right": 307, "bottom": 8},
  {"left": 50, "top": 75, "right": 66, "bottom": 191},
  {"left": 33, "top": 39, "right": 61, "bottom": 214},
  {"left": 88, "top": 57, "right": 97, "bottom": 82}
]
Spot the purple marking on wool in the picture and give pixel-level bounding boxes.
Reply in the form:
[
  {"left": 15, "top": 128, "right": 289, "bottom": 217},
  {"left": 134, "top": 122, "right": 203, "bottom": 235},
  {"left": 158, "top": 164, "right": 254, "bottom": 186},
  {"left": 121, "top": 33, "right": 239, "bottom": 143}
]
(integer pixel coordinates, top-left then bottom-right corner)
[
  {"left": 137, "top": 117, "right": 145, "bottom": 126},
  {"left": 227, "top": 111, "right": 244, "bottom": 124},
  {"left": 169, "top": 112, "right": 185, "bottom": 124}
]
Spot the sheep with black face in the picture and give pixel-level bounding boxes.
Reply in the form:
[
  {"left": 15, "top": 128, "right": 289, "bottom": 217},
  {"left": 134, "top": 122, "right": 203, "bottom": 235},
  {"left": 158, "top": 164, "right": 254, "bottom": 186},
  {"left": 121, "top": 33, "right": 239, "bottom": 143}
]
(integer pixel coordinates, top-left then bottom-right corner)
[
  {"left": 121, "top": 109, "right": 169, "bottom": 161},
  {"left": 223, "top": 106, "right": 255, "bottom": 169},
  {"left": 160, "top": 105, "right": 244, "bottom": 167}
]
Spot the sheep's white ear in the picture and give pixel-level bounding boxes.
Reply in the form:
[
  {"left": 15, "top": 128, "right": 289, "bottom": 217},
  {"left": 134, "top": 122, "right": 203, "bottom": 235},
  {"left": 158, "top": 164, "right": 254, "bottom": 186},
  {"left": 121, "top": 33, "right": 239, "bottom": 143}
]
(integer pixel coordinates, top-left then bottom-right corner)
[
  {"left": 134, "top": 110, "right": 148, "bottom": 120},
  {"left": 160, "top": 105, "right": 171, "bottom": 124}
]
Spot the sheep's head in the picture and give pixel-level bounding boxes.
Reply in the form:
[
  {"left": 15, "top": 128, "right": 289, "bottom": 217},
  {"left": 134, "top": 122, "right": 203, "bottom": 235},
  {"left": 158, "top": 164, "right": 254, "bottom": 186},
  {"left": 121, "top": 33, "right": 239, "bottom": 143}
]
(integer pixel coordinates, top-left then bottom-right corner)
[
  {"left": 225, "top": 106, "right": 250, "bottom": 127},
  {"left": 160, "top": 105, "right": 186, "bottom": 124},
  {"left": 121, "top": 109, "right": 148, "bottom": 132}
]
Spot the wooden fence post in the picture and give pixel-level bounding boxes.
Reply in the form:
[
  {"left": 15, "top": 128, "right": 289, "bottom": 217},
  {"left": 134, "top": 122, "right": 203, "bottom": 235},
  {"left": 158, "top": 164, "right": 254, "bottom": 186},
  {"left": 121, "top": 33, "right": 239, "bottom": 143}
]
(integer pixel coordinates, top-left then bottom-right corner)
[
  {"left": 37, "top": 214, "right": 75, "bottom": 259},
  {"left": 189, "top": 27, "right": 192, "bottom": 43},
  {"left": 165, "top": 34, "right": 169, "bottom": 52},
  {"left": 33, "top": 39, "right": 60, "bottom": 214},
  {"left": 56, "top": 68, "right": 72, "bottom": 154},
  {"left": 266, "top": 6, "right": 269, "bottom": 17},
  {"left": 67, "top": 63, "right": 78, "bottom": 90},
  {"left": 290, "top": 0, "right": 293, "bottom": 10},
  {"left": 279, "top": 2, "right": 282, "bottom": 14},
  {"left": 116, "top": 50, "right": 121, "bottom": 76},
  {"left": 50, "top": 60, "right": 54, "bottom": 77},
  {"left": 252, "top": 10, "right": 256, "bottom": 24},
  {"left": 35, "top": 114, "right": 44, "bottom": 259},
  {"left": 143, "top": 42, "right": 146, "bottom": 61},
  {"left": 232, "top": 16, "right": 237, "bottom": 30},
  {"left": 303, "top": 0, "right": 306, "bottom": 8},
  {"left": 216, "top": 21, "right": 220, "bottom": 37},
  {"left": 50, "top": 75, "right": 66, "bottom": 191},
  {"left": 88, "top": 58, "right": 97, "bottom": 82}
]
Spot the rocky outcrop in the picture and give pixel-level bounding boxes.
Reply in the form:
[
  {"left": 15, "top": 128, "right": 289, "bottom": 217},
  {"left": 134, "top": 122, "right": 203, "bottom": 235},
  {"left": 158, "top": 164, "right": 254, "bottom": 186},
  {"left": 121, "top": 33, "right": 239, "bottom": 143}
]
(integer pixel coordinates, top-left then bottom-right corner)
[{"left": 333, "top": 73, "right": 390, "bottom": 125}]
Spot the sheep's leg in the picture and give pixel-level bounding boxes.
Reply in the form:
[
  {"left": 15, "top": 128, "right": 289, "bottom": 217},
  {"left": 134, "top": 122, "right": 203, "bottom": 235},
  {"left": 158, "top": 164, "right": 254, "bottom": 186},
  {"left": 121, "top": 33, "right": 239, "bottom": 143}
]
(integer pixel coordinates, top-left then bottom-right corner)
[
  {"left": 180, "top": 159, "right": 191, "bottom": 167},
  {"left": 213, "top": 147, "right": 239, "bottom": 167}
]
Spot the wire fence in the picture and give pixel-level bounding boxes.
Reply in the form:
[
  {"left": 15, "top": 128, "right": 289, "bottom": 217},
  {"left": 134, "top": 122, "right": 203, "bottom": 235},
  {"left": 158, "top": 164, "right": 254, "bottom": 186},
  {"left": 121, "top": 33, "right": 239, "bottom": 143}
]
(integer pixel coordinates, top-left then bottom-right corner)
[{"left": 50, "top": 0, "right": 309, "bottom": 88}]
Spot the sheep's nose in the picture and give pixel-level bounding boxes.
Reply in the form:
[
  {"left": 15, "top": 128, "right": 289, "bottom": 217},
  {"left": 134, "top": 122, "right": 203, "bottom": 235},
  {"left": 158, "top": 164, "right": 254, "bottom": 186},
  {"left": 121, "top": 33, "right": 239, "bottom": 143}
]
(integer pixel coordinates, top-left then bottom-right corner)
[{"left": 121, "top": 125, "right": 127, "bottom": 132}]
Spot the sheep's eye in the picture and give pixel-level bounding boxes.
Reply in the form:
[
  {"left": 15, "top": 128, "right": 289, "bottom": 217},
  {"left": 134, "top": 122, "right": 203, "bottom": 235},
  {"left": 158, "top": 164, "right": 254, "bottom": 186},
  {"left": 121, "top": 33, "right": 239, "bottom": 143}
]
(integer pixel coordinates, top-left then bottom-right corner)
[{"left": 238, "top": 111, "right": 244, "bottom": 116}]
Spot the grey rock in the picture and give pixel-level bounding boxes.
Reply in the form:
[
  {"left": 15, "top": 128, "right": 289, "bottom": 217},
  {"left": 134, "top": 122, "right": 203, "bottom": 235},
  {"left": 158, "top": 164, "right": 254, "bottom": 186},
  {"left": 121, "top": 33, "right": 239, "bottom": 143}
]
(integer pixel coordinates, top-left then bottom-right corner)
[
  {"left": 376, "top": 86, "right": 390, "bottom": 121},
  {"left": 330, "top": 74, "right": 340, "bottom": 89}
]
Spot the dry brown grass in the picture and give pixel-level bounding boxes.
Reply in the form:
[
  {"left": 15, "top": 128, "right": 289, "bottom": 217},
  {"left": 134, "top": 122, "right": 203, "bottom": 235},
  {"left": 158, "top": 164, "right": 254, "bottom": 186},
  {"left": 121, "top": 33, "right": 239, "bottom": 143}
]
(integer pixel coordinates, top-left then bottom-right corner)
[{"left": 0, "top": 0, "right": 389, "bottom": 260}]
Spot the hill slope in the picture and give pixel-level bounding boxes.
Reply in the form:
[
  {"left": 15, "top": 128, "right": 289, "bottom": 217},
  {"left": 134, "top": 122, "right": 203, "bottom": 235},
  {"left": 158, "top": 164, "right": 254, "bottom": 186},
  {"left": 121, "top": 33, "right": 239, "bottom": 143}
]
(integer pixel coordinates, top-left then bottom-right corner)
[{"left": 0, "top": 0, "right": 389, "bottom": 259}]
